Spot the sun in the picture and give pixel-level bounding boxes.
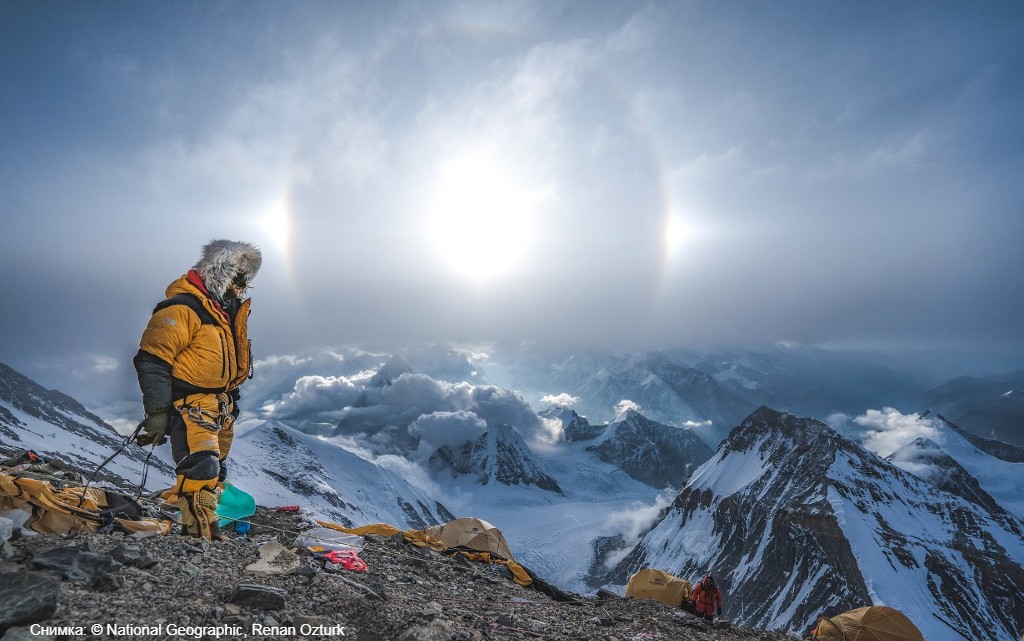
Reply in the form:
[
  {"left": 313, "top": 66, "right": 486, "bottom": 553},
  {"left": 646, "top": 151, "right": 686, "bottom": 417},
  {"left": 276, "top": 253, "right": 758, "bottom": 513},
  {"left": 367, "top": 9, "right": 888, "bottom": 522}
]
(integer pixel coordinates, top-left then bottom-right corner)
[
  {"left": 664, "top": 214, "right": 690, "bottom": 254},
  {"left": 258, "top": 197, "right": 291, "bottom": 253},
  {"left": 425, "top": 150, "right": 546, "bottom": 281}
]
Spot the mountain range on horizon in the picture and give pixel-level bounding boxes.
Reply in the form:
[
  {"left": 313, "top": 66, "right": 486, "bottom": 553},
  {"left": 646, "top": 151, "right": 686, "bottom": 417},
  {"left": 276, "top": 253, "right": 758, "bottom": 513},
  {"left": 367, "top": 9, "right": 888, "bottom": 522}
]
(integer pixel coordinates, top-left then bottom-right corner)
[{"left": 2, "top": 354, "right": 1023, "bottom": 639}]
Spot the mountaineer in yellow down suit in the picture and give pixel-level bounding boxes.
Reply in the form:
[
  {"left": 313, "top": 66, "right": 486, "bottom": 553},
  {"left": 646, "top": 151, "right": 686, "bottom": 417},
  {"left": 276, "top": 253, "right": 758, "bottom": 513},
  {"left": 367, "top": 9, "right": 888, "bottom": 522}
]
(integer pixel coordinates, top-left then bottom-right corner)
[{"left": 133, "top": 239, "right": 261, "bottom": 540}]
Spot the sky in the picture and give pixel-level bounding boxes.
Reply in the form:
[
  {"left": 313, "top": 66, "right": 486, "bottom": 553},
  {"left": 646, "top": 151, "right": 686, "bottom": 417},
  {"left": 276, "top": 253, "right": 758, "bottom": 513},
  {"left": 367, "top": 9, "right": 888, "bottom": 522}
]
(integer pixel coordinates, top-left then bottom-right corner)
[{"left": 2, "top": 1, "right": 1024, "bottom": 417}]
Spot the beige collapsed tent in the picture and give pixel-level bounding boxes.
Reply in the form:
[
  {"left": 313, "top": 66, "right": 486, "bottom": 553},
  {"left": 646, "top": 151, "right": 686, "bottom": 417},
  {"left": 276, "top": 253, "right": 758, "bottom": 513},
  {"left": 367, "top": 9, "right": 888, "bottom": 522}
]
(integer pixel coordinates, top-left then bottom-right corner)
[
  {"left": 625, "top": 568, "right": 692, "bottom": 608},
  {"left": 424, "top": 517, "right": 515, "bottom": 560},
  {"left": 813, "top": 605, "right": 925, "bottom": 641},
  {"left": 0, "top": 470, "right": 172, "bottom": 536},
  {"left": 318, "top": 520, "right": 534, "bottom": 587}
]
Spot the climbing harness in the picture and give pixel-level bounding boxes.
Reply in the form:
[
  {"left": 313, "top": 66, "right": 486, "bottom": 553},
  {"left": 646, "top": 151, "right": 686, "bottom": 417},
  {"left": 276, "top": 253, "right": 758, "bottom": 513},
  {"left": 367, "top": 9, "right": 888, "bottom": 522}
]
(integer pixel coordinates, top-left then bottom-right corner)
[{"left": 176, "top": 394, "right": 234, "bottom": 431}]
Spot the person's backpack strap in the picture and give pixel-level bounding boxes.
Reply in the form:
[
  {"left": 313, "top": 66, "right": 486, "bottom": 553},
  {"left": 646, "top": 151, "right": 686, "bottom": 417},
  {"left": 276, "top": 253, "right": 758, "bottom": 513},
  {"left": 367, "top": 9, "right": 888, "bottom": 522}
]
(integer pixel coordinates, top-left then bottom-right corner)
[{"left": 154, "top": 293, "right": 217, "bottom": 325}]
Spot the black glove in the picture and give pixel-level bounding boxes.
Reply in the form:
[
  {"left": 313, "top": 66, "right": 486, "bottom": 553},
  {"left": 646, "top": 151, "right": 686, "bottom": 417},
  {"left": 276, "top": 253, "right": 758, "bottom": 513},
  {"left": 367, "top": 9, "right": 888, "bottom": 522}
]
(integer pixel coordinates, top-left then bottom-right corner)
[
  {"left": 716, "top": 608, "right": 722, "bottom": 616},
  {"left": 136, "top": 411, "right": 169, "bottom": 446}
]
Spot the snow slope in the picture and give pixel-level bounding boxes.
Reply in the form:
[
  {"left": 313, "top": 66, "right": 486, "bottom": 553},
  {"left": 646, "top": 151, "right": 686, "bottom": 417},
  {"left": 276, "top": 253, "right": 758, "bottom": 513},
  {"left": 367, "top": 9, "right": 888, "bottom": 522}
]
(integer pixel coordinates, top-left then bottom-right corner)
[{"left": 228, "top": 420, "right": 454, "bottom": 529}]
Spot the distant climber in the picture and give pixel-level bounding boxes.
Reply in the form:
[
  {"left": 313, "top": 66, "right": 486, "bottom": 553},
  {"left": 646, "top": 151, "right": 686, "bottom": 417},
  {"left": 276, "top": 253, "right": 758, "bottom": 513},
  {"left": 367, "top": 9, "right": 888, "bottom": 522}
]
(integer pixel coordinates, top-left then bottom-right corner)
[
  {"left": 133, "top": 240, "right": 261, "bottom": 540},
  {"left": 691, "top": 575, "right": 723, "bottom": 620}
]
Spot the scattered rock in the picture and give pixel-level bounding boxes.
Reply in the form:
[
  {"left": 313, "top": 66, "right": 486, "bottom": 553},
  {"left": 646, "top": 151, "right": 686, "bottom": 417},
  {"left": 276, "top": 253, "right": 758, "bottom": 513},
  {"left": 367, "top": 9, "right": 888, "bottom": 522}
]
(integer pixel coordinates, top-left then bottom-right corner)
[
  {"left": 110, "top": 541, "right": 158, "bottom": 569},
  {"left": 90, "top": 571, "right": 125, "bottom": 592},
  {"left": 0, "top": 570, "right": 59, "bottom": 634},
  {"left": 292, "top": 614, "right": 333, "bottom": 630},
  {"left": 398, "top": 619, "right": 454, "bottom": 641},
  {"left": 420, "top": 601, "right": 443, "bottom": 619},
  {"left": 226, "top": 583, "right": 288, "bottom": 610},
  {"left": 181, "top": 560, "right": 202, "bottom": 576},
  {"left": 245, "top": 540, "right": 300, "bottom": 575},
  {"left": 30, "top": 546, "right": 122, "bottom": 583}
]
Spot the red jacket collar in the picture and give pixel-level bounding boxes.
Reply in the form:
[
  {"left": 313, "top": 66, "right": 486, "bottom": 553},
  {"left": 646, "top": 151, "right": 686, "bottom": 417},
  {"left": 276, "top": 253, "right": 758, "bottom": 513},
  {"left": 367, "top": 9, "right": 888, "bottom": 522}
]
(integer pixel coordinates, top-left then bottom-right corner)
[
  {"left": 187, "top": 269, "right": 210, "bottom": 295},
  {"left": 186, "top": 269, "right": 229, "bottom": 320}
]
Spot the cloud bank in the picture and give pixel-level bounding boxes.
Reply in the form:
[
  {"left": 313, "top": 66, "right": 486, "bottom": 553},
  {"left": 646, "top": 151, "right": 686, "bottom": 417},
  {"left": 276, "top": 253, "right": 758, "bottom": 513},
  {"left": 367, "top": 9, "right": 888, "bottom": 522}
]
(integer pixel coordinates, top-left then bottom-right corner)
[{"left": 853, "top": 408, "right": 943, "bottom": 458}]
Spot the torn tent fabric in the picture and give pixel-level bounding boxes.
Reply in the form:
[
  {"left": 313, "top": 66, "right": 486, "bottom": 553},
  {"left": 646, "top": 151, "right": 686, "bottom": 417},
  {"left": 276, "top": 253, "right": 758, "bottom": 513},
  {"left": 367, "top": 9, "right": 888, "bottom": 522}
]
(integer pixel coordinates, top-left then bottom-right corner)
[
  {"left": 315, "top": 520, "right": 578, "bottom": 602},
  {"left": 0, "top": 469, "right": 172, "bottom": 536}
]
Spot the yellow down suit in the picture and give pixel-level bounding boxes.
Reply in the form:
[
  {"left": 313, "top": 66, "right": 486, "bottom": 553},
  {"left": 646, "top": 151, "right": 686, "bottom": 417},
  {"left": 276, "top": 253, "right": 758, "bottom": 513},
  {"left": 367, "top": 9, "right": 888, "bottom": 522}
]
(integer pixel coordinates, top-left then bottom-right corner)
[{"left": 134, "top": 240, "right": 260, "bottom": 538}]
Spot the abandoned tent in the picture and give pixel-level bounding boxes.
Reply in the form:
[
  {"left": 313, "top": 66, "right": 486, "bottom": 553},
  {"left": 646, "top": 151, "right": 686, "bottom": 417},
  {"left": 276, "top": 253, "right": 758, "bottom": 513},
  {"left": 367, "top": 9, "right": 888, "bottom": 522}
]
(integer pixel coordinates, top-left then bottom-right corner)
[
  {"left": 624, "top": 568, "right": 693, "bottom": 608},
  {"left": 812, "top": 605, "right": 926, "bottom": 641}
]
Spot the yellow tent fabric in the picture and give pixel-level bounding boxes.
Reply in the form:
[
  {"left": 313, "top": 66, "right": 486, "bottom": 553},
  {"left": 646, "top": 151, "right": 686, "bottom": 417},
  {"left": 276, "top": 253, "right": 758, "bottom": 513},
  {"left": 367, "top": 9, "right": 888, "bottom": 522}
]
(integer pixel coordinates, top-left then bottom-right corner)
[
  {"left": 625, "top": 568, "right": 692, "bottom": 608},
  {"left": 813, "top": 605, "right": 925, "bottom": 641},
  {"left": 0, "top": 470, "right": 172, "bottom": 536},
  {"left": 424, "top": 517, "right": 515, "bottom": 560},
  {"left": 317, "top": 519, "right": 534, "bottom": 587}
]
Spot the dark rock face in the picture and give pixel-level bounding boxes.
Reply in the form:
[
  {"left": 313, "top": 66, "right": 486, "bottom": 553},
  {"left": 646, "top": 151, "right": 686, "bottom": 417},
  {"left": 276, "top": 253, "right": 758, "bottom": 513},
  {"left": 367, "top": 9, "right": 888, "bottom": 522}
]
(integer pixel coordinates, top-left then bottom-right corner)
[
  {"left": 31, "top": 546, "right": 123, "bottom": 584},
  {"left": 602, "top": 406, "right": 1024, "bottom": 641},
  {"left": 605, "top": 408, "right": 871, "bottom": 626},
  {"left": 587, "top": 410, "right": 713, "bottom": 489}
]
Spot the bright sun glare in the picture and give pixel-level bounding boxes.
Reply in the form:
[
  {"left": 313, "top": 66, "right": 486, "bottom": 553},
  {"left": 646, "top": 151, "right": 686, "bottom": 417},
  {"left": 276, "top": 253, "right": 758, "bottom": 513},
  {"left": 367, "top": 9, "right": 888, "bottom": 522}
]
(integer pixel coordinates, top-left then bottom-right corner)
[
  {"left": 260, "top": 198, "right": 291, "bottom": 253},
  {"left": 427, "top": 151, "right": 546, "bottom": 281},
  {"left": 664, "top": 215, "right": 690, "bottom": 254}
]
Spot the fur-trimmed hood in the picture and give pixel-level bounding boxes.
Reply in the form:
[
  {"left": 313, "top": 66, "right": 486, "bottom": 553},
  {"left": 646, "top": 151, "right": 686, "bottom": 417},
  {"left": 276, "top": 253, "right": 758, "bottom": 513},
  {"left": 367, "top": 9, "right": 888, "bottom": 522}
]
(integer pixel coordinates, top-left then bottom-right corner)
[{"left": 193, "top": 239, "right": 262, "bottom": 299}]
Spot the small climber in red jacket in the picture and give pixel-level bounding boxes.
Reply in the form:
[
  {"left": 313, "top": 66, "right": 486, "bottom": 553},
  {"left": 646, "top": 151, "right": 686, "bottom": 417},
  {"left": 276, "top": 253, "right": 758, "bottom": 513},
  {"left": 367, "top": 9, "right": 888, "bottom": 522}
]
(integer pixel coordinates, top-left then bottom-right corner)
[{"left": 691, "top": 575, "right": 723, "bottom": 620}]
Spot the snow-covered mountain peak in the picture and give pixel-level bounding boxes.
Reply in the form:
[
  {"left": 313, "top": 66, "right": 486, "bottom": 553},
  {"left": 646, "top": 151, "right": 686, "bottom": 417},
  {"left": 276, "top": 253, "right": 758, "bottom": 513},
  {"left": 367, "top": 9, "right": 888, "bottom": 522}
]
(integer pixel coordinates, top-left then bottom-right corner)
[
  {"left": 539, "top": 405, "right": 606, "bottom": 443},
  {"left": 368, "top": 355, "right": 415, "bottom": 387},
  {"left": 538, "top": 405, "right": 579, "bottom": 425},
  {"left": 724, "top": 406, "right": 836, "bottom": 449},
  {"left": 587, "top": 409, "right": 713, "bottom": 489},
  {"left": 429, "top": 423, "right": 564, "bottom": 495}
]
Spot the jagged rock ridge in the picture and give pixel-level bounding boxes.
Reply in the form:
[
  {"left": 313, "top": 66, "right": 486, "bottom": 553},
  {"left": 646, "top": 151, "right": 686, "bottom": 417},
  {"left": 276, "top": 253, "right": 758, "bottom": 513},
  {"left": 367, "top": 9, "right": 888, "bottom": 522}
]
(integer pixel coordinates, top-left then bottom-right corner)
[
  {"left": 538, "top": 406, "right": 606, "bottom": 442},
  {"left": 430, "top": 424, "right": 563, "bottom": 495}
]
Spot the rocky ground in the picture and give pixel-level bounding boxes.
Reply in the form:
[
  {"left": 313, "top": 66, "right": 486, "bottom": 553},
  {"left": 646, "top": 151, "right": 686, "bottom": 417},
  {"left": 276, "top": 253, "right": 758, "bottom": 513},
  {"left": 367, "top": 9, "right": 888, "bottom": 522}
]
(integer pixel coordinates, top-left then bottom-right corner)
[{"left": 1, "top": 508, "right": 799, "bottom": 641}]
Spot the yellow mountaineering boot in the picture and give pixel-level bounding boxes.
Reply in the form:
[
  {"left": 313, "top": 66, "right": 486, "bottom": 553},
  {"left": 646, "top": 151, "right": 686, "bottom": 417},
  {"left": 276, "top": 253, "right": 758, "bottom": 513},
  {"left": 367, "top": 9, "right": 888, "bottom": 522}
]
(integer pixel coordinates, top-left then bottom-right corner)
[
  {"left": 179, "top": 489, "right": 225, "bottom": 541},
  {"left": 178, "top": 494, "right": 197, "bottom": 536}
]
